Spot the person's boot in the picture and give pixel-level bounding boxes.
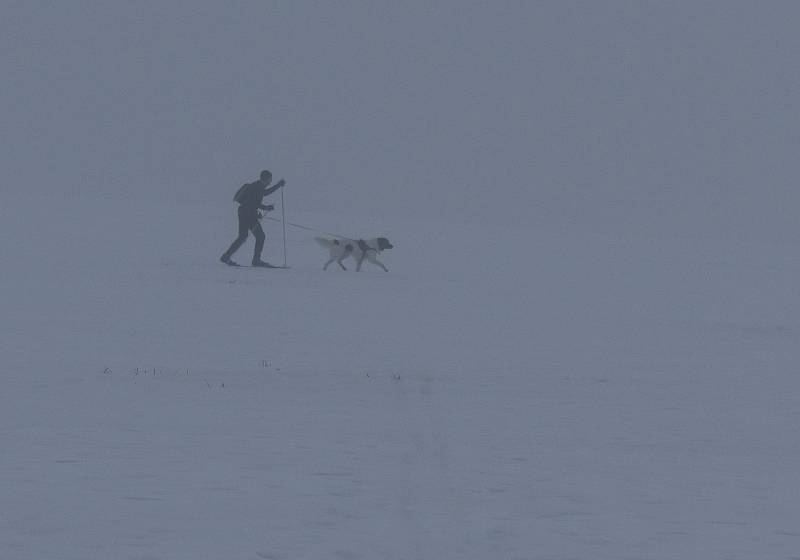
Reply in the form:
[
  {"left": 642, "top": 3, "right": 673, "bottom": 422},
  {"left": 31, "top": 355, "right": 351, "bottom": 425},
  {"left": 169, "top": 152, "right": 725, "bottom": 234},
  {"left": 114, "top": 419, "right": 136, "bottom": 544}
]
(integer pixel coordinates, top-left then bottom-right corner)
[
  {"left": 252, "top": 258, "right": 273, "bottom": 268},
  {"left": 220, "top": 255, "right": 240, "bottom": 266}
]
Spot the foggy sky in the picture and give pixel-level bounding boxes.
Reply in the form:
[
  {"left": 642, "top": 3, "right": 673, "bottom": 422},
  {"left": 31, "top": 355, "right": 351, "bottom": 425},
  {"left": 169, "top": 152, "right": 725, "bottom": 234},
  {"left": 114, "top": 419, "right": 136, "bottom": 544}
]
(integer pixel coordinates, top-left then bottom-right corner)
[{"left": 2, "top": 2, "right": 799, "bottom": 239}]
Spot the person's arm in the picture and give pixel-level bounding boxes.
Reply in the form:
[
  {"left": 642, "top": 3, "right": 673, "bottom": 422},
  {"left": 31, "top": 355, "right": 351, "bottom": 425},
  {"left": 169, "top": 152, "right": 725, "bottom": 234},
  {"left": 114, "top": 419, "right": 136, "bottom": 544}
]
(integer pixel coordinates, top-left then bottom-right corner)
[{"left": 263, "top": 179, "right": 285, "bottom": 197}]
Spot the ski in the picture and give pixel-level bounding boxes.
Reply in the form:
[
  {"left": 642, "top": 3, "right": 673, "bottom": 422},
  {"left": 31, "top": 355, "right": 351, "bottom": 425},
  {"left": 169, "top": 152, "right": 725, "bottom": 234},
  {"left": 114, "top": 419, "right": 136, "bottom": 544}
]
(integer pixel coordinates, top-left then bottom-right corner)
[
  {"left": 219, "top": 261, "right": 288, "bottom": 269},
  {"left": 251, "top": 264, "right": 289, "bottom": 269}
]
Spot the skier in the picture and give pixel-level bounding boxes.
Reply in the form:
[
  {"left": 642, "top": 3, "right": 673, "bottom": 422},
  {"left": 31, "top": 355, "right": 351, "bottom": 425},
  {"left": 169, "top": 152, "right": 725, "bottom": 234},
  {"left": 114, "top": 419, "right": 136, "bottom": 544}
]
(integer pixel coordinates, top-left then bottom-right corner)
[{"left": 220, "top": 170, "right": 286, "bottom": 267}]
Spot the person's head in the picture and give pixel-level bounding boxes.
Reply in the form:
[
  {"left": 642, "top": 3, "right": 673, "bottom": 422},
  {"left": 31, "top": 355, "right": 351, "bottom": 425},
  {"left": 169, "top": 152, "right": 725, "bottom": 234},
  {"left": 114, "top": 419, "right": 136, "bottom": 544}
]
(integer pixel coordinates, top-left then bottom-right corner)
[{"left": 259, "top": 170, "right": 272, "bottom": 184}]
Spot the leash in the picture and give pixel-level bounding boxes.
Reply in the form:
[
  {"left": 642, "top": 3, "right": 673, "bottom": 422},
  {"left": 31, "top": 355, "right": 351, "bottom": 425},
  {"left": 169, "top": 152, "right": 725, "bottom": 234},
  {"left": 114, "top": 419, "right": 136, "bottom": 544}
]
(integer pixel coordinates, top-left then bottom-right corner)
[{"left": 262, "top": 215, "right": 358, "bottom": 242}]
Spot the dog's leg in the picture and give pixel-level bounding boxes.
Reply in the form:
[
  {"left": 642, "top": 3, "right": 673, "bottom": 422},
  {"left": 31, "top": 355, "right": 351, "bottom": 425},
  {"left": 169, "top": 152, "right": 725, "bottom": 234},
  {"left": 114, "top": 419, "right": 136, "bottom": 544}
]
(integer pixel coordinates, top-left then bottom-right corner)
[
  {"left": 356, "top": 253, "right": 367, "bottom": 272},
  {"left": 323, "top": 256, "right": 336, "bottom": 270},
  {"left": 337, "top": 257, "right": 348, "bottom": 271},
  {"left": 368, "top": 254, "right": 389, "bottom": 272}
]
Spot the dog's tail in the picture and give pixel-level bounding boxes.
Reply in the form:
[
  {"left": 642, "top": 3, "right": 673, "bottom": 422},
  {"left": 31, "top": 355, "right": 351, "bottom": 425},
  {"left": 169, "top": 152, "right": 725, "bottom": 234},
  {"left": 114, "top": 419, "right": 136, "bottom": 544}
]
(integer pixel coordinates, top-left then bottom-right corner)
[{"left": 314, "top": 237, "right": 335, "bottom": 249}]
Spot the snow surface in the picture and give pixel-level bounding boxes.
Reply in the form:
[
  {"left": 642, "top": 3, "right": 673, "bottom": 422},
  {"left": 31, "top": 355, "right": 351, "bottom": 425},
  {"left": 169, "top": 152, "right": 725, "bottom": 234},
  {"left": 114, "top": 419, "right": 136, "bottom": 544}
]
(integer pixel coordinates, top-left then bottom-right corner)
[
  {"left": 3, "top": 193, "right": 800, "bottom": 559},
  {"left": 4, "top": 2, "right": 800, "bottom": 559}
]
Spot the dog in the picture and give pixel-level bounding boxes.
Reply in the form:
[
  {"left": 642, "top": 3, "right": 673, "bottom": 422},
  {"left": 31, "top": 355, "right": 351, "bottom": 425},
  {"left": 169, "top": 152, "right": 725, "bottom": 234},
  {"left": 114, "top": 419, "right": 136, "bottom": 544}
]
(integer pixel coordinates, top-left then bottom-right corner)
[{"left": 315, "top": 237, "right": 394, "bottom": 271}]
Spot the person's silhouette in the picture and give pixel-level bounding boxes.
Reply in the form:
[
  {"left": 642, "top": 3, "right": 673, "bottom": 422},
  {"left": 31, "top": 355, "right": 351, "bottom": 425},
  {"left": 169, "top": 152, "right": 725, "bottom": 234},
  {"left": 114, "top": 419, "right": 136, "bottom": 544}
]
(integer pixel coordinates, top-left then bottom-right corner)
[{"left": 220, "top": 170, "right": 285, "bottom": 267}]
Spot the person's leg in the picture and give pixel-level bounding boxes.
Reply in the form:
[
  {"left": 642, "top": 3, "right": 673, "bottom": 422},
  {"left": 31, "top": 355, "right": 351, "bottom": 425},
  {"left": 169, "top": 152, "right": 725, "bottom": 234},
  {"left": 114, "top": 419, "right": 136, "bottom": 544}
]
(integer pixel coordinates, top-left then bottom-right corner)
[
  {"left": 250, "top": 221, "right": 266, "bottom": 264},
  {"left": 221, "top": 209, "right": 251, "bottom": 262}
]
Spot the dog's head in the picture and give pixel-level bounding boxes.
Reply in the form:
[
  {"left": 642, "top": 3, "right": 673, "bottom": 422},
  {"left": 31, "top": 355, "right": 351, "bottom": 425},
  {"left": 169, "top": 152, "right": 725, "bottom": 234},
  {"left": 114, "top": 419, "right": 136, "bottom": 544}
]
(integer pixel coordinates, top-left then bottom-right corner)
[{"left": 377, "top": 237, "right": 394, "bottom": 251}]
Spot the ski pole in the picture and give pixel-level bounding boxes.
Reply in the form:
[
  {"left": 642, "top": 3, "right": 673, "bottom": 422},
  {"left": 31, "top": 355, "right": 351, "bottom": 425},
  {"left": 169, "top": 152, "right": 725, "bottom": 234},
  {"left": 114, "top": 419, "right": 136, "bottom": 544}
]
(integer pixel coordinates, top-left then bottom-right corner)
[{"left": 281, "top": 186, "right": 287, "bottom": 267}]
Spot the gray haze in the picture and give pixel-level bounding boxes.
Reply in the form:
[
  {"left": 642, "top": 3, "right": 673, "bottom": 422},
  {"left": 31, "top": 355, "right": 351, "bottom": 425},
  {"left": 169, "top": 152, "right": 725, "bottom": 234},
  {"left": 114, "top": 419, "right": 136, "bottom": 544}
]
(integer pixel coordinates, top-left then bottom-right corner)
[
  {"left": 5, "top": 4, "right": 800, "bottom": 557},
  {"left": 3, "top": 2, "right": 800, "bottom": 239}
]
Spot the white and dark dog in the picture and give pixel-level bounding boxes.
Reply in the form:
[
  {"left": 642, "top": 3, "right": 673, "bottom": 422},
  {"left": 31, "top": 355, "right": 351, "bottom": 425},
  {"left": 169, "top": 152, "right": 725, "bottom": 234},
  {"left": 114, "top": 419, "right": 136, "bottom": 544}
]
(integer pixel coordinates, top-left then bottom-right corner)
[{"left": 315, "top": 237, "right": 394, "bottom": 271}]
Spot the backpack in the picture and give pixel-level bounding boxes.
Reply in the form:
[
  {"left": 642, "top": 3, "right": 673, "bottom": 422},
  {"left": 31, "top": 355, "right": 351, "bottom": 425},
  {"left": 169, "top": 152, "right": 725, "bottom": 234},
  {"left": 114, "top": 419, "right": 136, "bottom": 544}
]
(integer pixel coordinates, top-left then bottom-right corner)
[{"left": 233, "top": 182, "right": 252, "bottom": 203}]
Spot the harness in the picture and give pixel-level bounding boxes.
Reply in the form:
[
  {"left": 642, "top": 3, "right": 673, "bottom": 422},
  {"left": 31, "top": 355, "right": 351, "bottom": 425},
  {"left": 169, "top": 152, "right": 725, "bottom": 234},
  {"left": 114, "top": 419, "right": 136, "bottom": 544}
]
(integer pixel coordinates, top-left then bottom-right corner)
[
  {"left": 334, "top": 238, "right": 377, "bottom": 257},
  {"left": 357, "top": 239, "right": 376, "bottom": 254},
  {"left": 355, "top": 239, "right": 378, "bottom": 268}
]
